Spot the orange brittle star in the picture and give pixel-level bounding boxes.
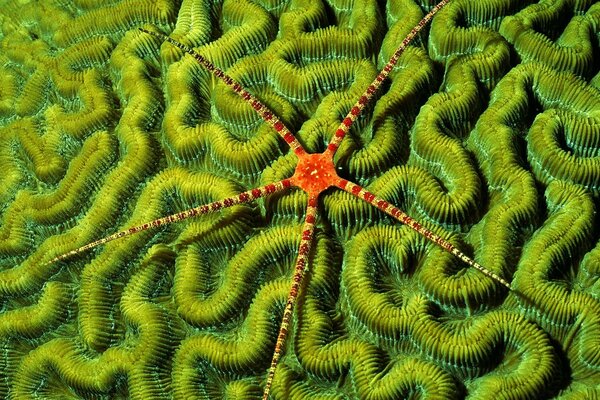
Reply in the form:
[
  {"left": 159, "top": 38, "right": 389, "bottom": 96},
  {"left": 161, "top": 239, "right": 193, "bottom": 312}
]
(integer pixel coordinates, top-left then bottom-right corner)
[{"left": 45, "top": 0, "right": 513, "bottom": 398}]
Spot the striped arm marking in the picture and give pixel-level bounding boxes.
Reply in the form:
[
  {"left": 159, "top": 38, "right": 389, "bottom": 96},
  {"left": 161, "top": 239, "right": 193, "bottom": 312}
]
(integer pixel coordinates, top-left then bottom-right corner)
[
  {"left": 338, "top": 179, "right": 512, "bottom": 290},
  {"left": 326, "top": 0, "right": 451, "bottom": 154},
  {"left": 262, "top": 196, "right": 318, "bottom": 400},
  {"left": 44, "top": 180, "right": 292, "bottom": 266},
  {"left": 139, "top": 28, "right": 306, "bottom": 156}
]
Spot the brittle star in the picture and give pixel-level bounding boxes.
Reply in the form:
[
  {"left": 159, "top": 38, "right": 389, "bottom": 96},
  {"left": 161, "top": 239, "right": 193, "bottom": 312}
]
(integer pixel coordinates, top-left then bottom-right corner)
[{"left": 44, "top": 0, "right": 513, "bottom": 398}]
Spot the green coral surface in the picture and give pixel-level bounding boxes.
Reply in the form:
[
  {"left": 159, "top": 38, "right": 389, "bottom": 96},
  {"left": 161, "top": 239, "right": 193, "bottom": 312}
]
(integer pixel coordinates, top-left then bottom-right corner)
[{"left": 1, "top": 0, "right": 599, "bottom": 398}]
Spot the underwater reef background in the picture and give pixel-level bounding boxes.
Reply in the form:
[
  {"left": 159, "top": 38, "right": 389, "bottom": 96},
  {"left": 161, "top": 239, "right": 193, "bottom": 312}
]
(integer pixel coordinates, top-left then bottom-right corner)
[{"left": 1, "top": 0, "right": 599, "bottom": 398}]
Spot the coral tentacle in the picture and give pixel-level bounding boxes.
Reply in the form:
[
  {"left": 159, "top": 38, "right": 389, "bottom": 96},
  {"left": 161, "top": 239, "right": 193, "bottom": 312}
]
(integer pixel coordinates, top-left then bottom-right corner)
[
  {"left": 337, "top": 179, "right": 512, "bottom": 290},
  {"left": 138, "top": 28, "right": 306, "bottom": 156},
  {"left": 44, "top": 179, "right": 292, "bottom": 266},
  {"left": 326, "top": 0, "right": 451, "bottom": 155},
  {"left": 263, "top": 195, "right": 318, "bottom": 400}
]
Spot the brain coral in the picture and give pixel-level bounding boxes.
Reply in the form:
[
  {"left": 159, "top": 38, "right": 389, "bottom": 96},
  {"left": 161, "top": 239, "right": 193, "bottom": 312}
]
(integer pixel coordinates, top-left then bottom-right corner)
[{"left": 0, "top": 0, "right": 599, "bottom": 399}]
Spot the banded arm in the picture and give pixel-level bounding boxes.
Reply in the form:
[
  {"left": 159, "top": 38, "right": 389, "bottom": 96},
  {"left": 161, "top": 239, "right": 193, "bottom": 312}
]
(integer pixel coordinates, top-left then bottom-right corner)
[
  {"left": 326, "top": 0, "right": 451, "bottom": 154},
  {"left": 139, "top": 28, "right": 306, "bottom": 156},
  {"left": 337, "top": 179, "right": 512, "bottom": 290},
  {"left": 263, "top": 195, "right": 319, "bottom": 400},
  {"left": 44, "top": 180, "right": 292, "bottom": 266}
]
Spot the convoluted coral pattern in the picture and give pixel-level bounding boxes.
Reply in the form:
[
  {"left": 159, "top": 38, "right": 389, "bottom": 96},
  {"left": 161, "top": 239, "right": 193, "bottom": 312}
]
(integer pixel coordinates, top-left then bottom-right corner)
[{"left": 0, "top": 0, "right": 599, "bottom": 399}]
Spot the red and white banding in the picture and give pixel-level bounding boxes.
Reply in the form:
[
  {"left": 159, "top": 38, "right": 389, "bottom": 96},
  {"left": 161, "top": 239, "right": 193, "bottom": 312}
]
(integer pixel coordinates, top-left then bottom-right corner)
[
  {"left": 44, "top": 179, "right": 292, "bottom": 266},
  {"left": 262, "top": 196, "right": 318, "bottom": 400},
  {"left": 337, "top": 179, "right": 511, "bottom": 290},
  {"left": 139, "top": 28, "right": 306, "bottom": 156},
  {"left": 326, "top": 0, "right": 451, "bottom": 154}
]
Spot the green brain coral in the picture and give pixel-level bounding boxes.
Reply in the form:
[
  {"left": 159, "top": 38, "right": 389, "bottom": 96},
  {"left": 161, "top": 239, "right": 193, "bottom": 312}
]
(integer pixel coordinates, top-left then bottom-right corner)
[{"left": 1, "top": 0, "right": 599, "bottom": 399}]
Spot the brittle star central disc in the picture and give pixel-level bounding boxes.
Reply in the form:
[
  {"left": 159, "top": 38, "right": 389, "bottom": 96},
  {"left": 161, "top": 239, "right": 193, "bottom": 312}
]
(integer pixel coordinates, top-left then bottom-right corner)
[{"left": 291, "top": 152, "right": 338, "bottom": 195}]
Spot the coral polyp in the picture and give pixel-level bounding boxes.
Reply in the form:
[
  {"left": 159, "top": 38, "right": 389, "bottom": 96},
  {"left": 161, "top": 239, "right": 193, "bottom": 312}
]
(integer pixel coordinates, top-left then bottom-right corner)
[{"left": 1, "top": 0, "right": 599, "bottom": 399}]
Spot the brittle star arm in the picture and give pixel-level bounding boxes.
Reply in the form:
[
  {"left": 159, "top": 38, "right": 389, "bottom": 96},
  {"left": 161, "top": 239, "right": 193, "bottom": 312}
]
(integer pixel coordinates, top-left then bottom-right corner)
[
  {"left": 262, "top": 195, "right": 318, "bottom": 400},
  {"left": 326, "top": 0, "right": 451, "bottom": 155},
  {"left": 44, "top": 179, "right": 292, "bottom": 266},
  {"left": 337, "top": 179, "right": 512, "bottom": 290},
  {"left": 138, "top": 28, "right": 306, "bottom": 156}
]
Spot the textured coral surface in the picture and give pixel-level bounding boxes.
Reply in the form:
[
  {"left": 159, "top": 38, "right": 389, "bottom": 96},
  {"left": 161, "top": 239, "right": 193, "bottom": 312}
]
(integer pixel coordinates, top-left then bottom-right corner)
[{"left": 1, "top": 0, "right": 599, "bottom": 399}]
